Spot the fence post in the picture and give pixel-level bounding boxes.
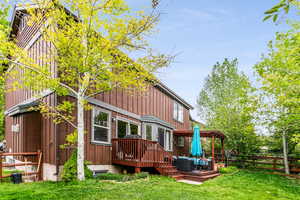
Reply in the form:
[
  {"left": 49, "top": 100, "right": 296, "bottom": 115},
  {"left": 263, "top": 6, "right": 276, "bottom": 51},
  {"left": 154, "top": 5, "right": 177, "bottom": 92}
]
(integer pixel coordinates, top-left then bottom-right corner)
[{"left": 273, "top": 158, "right": 277, "bottom": 170}]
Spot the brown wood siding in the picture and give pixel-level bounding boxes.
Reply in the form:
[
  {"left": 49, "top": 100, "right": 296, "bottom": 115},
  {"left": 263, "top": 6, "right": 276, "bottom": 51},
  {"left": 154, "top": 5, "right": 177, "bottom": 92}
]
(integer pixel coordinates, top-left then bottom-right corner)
[
  {"left": 93, "top": 86, "right": 191, "bottom": 130},
  {"left": 5, "top": 36, "right": 53, "bottom": 110},
  {"left": 5, "top": 94, "right": 57, "bottom": 164},
  {"left": 5, "top": 115, "right": 24, "bottom": 153},
  {"left": 15, "top": 14, "right": 43, "bottom": 49},
  {"left": 57, "top": 96, "right": 144, "bottom": 165}
]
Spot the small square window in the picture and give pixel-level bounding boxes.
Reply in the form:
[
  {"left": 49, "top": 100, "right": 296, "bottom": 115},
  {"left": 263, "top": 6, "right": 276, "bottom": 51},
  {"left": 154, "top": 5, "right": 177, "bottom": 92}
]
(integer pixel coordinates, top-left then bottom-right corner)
[{"left": 178, "top": 136, "right": 184, "bottom": 147}]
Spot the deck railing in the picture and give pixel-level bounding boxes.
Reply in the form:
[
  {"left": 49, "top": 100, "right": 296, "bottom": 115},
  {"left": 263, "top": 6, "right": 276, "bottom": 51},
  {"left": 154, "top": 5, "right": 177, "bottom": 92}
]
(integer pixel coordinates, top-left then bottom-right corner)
[{"left": 112, "top": 138, "right": 173, "bottom": 167}]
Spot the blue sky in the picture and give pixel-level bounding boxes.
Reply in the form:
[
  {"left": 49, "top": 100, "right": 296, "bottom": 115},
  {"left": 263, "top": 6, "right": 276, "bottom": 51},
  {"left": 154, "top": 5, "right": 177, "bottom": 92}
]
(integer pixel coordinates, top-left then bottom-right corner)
[
  {"left": 6, "top": 0, "right": 297, "bottom": 122},
  {"left": 126, "top": 0, "right": 297, "bottom": 122}
]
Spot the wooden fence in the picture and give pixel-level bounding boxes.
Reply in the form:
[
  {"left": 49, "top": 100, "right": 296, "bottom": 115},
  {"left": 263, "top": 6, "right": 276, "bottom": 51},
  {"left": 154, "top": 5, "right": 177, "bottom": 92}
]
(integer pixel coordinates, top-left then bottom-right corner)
[
  {"left": 0, "top": 151, "right": 42, "bottom": 181},
  {"left": 219, "top": 154, "right": 300, "bottom": 173}
]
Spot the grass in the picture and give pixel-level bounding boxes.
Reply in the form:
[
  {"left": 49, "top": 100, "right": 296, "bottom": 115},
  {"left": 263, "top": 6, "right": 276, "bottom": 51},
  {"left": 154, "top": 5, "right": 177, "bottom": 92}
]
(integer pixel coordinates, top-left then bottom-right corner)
[{"left": 0, "top": 170, "right": 299, "bottom": 200}]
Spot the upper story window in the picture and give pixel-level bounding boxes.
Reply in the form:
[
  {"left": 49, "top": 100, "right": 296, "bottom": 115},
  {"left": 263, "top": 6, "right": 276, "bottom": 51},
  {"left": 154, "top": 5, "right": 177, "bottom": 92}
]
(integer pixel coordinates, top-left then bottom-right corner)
[
  {"left": 19, "top": 15, "right": 28, "bottom": 32},
  {"left": 173, "top": 101, "right": 184, "bottom": 123},
  {"left": 92, "top": 108, "right": 111, "bottom": 144}
]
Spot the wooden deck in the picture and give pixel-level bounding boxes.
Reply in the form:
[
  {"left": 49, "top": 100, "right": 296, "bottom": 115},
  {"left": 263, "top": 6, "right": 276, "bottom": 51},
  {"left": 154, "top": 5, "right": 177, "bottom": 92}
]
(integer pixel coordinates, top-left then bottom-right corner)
[
  {"left": 112, "top": 138, "right": 178, "bottom": 174},
  {"left": 111, "top": 138, "right": 221, "bottom": 182}
]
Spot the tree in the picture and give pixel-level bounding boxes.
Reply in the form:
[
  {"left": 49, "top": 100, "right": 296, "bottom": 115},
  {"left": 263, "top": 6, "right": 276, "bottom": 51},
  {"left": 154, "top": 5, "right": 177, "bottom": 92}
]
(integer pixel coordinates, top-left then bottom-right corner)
[
  {"left": 263, "top": 0, "right": 299, "bottom": 22},
  {"left": 197, "top": 59, "right": 260, "bottom": 155},
  {"left": 0, "top": 0, "right": 171, "bottom": 180},
  {"left": 0, "top": 2, "right": 10, "bottom": 141},
  {"left": 255, "top": 24, "right": 300, "bottom": 174}
]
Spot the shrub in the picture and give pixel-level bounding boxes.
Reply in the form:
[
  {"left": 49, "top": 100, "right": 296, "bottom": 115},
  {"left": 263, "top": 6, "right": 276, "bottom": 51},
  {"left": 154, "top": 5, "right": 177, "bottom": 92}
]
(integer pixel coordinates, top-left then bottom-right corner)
[
  {"left": 96, "top": 172, "right": 149, "bottom": 182},
  {"left": 96, "top": 173, "right": 125, "bottom": 181},
  {"left": 219, "top": 166, "right": 238, "bottom": 174},
  {"left": 61, "top": 150, "right": 93, "bottom": 182},
  {"left": 134, "top": 172, "right": 149, "bottom": 179}
]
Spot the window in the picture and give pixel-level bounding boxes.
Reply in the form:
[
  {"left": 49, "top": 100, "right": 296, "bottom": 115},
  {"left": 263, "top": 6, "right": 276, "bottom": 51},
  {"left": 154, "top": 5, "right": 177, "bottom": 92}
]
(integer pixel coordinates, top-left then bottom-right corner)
[
  {"left": 166, "top": 130, "right": 173, "bottom": 151},
  {"left": 130, "top": 123, "right": 138, "bottom": 135},
  {"left": 117, "top": 118, "right": 140, "bottom": 138},
  {"left": 117, "top": 120, "right": 127, "bottom": 138},
  {"left": 145, "top": 125, "right": 152, "bottom": 140},
  {"left": 173, "top": 101, "right": 184, "bottom": 123},
  {"left": 157, "top": 126, "right": 173, "bottom": 151},
  {"left": 92, "top": 108, "right": 111, "bottom": 144},
  {"left": 177, "top": 136, "right": 184, "bottom": 147},
  {"left": 19, "top": 15, "right": 28, "bottom": 32}
]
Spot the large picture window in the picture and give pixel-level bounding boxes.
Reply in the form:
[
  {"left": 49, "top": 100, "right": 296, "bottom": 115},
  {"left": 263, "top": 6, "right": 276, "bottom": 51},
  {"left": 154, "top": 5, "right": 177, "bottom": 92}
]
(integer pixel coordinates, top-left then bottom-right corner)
[
  {"left": 117, "top": 118, "right": 140, "bottom": 138},
  {"left": 92, "top": 108, "right": 111, "bottom": 144},
  {"left": 173, "top": 101, "right": 184, "bottom": 123}
]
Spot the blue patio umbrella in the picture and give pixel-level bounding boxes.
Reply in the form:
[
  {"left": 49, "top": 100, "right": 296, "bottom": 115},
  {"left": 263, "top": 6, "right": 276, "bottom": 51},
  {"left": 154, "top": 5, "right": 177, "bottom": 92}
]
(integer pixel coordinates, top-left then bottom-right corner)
[{"left": 190, "top": 125, "right": 202, "bottom": 157}]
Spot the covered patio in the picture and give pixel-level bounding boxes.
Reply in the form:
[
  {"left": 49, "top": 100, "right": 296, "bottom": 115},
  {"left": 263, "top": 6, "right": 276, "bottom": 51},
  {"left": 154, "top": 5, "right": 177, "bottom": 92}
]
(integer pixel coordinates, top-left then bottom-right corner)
[{"left": 173, "top": 129, "right": 226, "bottom": 170}]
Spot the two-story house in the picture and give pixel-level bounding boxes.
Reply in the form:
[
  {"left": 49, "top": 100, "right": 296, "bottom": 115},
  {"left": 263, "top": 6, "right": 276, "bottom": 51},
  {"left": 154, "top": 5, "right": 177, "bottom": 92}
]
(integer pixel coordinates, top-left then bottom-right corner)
[{"left": 4, "top": 5, "right": 194, "bottom": 180}]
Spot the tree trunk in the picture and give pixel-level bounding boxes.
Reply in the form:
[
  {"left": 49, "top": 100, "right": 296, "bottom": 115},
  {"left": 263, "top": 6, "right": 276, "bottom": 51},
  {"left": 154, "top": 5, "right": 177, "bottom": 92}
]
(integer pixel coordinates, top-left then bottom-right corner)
[
  {"left": 282, "top": 129, "right": 290, "bottom": 175},
  {"left": 77, "top": 95, "right": 85, "bottom": 180}
]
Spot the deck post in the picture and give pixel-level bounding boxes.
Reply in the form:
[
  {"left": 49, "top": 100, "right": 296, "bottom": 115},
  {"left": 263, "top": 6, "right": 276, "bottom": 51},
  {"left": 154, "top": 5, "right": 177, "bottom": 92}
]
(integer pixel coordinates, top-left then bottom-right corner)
[
  {"left": 221, "top": 138, "right": 225, "bottom": 162},
  {"left": 211, "top": 136, "right": 215, "bottom": 170},
  {"left": 135, "top": 167, "right": 141, "bottom": 173}
]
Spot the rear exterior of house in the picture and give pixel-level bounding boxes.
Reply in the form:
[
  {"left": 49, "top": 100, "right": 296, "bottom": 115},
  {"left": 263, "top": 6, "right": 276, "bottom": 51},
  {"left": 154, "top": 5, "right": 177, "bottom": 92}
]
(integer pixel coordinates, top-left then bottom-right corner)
[{"left": 4, "top": 6, "right": 193, "bottom": 180}]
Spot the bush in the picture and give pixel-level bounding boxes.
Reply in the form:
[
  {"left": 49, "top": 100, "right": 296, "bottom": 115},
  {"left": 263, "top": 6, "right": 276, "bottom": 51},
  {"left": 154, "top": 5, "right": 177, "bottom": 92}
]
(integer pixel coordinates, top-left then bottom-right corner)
[
  {"left": 134, "top": 172, "right": 149, "bottom": 179},
  {"left": 61, "top": 150, "right": 93, "bottom": 182},
  {"left": 96, "top": 172, "right": 149, "bottom": 182},
  {"left": 219, "top": 166, "right": 238, "bottom": 174}
]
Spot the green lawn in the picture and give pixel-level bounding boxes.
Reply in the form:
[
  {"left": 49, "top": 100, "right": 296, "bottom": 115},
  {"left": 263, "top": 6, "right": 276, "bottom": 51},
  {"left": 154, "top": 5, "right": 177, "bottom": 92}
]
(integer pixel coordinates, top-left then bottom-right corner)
[{"left": 0, "top": 170, "right": 299, "bottom": 200}]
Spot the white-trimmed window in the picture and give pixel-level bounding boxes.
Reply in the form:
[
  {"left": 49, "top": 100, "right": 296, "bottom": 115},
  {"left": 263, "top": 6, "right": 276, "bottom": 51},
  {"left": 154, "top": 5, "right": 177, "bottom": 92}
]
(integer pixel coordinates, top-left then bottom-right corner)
[
  {"left": 19, "top": 15, "right": 28, "bottom": 32},
  {"left": 92, "top": 108, "right": 111, "bottom": 144},
  {"left": 117, "top": 118, "right": 140, "bottom": 138},
  {"left": 145, "top": 124, "right": 153, "bottom": 140},
  {"left": 177, "top": 136, "right": 184, "bottom": 147},
  {"left": 157, "top": 126, "right": 173, "bottom": 151},
  {"left": 165, "top": 130, "right": 172, "bottom": 151},
  {"left": 173, "top": 101, "right": 184, "bottom": 123}
]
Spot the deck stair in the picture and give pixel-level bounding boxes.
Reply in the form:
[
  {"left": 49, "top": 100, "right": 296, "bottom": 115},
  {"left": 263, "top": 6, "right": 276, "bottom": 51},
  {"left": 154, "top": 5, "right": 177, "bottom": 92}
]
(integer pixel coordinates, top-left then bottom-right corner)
[
  {"left": 179, "top": 170, "right": 220, "bottom": 182},
  {"left": 155, "top": 165, "right": 181, "bottom": 177}
]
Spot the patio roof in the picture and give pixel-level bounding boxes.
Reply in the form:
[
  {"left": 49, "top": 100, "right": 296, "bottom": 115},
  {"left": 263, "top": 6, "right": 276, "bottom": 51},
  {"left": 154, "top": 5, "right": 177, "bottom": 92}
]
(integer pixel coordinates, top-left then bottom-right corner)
[{"left": 173, "top": 129, "right": 226, "bottom": 139}]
